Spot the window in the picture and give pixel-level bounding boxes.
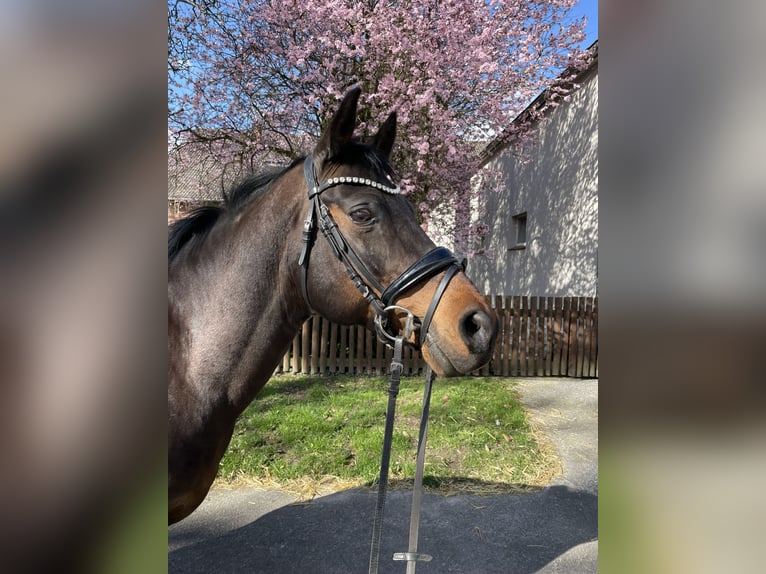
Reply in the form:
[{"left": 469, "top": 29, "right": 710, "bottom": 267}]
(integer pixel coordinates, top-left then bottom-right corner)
[{"left": 509, "top": 212, "right": 527, "bottom": 250}]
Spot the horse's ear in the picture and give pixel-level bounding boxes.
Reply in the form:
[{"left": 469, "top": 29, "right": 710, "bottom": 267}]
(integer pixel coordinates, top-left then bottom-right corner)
[
  {"left": 370, "top": 111, "right": 397, "bottom": 158},
  {"left": 315, "top": 87, "right": 361, "bottom": 165}
]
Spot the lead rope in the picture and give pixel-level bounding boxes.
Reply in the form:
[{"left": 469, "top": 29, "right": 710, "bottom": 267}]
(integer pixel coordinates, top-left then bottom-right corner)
[
  {"left": 393, "top": 367, "right": 435, "bottom": 573},
  {"left": 368, "top": 264, "right": 461, "bottom": 573},
  {"left": 368, "top": 334, "right": 405, "bottom": 574},
  {"left": 368, "top": 349, "right": 436, "bottom": 574}
]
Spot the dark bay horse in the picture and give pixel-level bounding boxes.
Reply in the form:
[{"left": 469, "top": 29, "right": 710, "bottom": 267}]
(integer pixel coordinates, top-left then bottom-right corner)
[{"left": 168, "top": 88, "right": 497, "bottom": 524}]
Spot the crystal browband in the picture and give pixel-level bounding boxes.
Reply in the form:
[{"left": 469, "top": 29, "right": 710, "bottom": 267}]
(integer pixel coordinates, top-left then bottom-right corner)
[{"left": 313, "top": 175, "right": 401, "bottom": 196}]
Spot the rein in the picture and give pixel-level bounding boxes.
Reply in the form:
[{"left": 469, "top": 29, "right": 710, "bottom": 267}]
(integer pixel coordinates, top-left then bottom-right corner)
[
  {"left": 299, "top": 154, "right": 462, "bottom": 572},
  {"left": 369, "top": 322, "right": 436, "bottom": 574}
]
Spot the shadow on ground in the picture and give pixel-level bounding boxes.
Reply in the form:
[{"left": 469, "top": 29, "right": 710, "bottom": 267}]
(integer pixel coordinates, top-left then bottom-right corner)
[{"left": 169, "top": 484, "right": 596, "bottom": 574}]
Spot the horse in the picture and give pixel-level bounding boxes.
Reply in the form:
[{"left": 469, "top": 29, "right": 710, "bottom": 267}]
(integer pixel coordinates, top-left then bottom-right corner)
[{"left": 168, "top": 88, "right": 498, "bottom": 524}]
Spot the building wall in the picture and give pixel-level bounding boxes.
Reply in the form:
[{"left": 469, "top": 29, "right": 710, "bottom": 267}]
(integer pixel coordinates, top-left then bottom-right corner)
[{"left": 468, "top": 70, "right": 598, "bottom": 297}]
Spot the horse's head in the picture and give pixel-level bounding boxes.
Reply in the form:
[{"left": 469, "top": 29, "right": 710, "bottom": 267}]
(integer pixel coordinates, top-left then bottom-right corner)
[{"left": 300, "top": 88, "right": 497, "bottom": 376}]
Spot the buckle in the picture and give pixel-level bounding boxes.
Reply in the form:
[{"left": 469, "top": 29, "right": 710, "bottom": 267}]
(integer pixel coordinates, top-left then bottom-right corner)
[
  {"left": 393, "top": 552, "right": 432, "bottom": 563},
  {"left": 374, "top": 305, "right": 416, "bottom": 345}
]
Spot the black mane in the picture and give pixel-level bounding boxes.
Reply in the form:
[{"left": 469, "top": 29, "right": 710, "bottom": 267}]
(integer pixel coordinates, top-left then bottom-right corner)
[
  {"left": 168, "top": 158, "right": 302, "bottom": 263},
  {"left": 223, "top": 158, "right": 303, "bottom": 213},
  {"left": 168, "top": 205, "right": 222, "bottom": 262},
  {"left": 168, "top": 146, "right": 397, "bottom": 264}
]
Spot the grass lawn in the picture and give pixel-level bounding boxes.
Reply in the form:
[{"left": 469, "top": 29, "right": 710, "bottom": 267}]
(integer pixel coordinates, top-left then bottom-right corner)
[{"left": 217, "top": 376, "right": 559, "bottom": 496}]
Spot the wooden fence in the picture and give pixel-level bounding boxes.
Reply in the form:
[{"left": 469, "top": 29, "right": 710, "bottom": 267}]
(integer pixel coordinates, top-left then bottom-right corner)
[{"left": 276, "top": 296, "right": 597, "bottom": 378}]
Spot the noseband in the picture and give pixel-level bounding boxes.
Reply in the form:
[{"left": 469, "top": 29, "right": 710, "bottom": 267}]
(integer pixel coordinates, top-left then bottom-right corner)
[{"left": 299, "top": 155, "right": 461, "bottom": 346}]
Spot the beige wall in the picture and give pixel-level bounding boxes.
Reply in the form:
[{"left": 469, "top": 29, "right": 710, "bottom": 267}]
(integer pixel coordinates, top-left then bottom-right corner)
[{"left": 468, "top": 70, "right": 598, "bottom": 297}]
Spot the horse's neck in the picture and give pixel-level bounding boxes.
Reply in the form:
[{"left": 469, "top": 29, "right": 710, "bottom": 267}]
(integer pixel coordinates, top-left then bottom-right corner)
[{"left": 169, "top": 190, "right": 308, "bottom": 415}]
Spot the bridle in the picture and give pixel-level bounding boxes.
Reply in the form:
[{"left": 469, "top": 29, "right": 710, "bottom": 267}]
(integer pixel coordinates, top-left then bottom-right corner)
[
  {"left": 299, "top": 154, "right": 462, "bottom": 347},
  {"left": 299, "top": 154, "right": 466, "bottom": 573}
]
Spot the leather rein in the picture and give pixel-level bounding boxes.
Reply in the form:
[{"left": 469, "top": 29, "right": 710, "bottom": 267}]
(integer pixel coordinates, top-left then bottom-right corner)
[{"left": 299, "top": 154, "right": 461, "bottom": 572}]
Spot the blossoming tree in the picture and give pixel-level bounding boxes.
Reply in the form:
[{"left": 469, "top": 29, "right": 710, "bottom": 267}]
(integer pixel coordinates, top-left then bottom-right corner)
[{"left": 169, "top": 0, "right": 589, "bottom": 252}]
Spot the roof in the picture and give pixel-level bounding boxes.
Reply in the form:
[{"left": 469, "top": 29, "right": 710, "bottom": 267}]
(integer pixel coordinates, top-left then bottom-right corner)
[
  {"left": 478, "top": 40, "right": 598, "bottom": 168},
  {"left": 167, "top": 134, "right": 312, "bottom": 202},
  {"left": 167, "top": 134, "right": 266, "bottom": 203}
]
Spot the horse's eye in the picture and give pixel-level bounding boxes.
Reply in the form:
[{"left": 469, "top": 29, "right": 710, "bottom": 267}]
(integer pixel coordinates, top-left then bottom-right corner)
[{"left": 349, "top": 208, "right": 373, "bottom": 224}]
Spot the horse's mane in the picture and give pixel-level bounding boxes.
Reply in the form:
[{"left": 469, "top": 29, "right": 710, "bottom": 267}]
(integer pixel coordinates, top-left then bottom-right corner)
[
  {"left": 168, "top": 205, "right": 222, "bottom": 262},
  {"left": 223, "top": 157, "right": 304, "bottom": 213},
  {"left": 168, "top": 145, "right": 397, "bottom": 264},
  {"left": 168, "top": 158, "right": 302, "bottom": 263}
]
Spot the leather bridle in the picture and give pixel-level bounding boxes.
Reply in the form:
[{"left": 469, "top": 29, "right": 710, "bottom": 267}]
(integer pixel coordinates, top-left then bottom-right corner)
[
  {"left": 299, "top": 154, "right": 462, "bottom": 347},
  {"left": 300, "top": 154, "right": 469, "bottom": 573}
]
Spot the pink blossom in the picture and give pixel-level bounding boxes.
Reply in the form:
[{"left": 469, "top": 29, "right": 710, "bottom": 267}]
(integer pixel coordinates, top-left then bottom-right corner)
[{"left": 168, "top": 0, "right": 591, "bottom": 252}]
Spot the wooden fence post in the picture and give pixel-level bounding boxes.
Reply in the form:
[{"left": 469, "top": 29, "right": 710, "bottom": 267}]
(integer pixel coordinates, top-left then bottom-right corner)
[
  {"left": 521, "top": 296, "right": 531, "bottom": 376},
  {"left": 328, "top": 322, "right": 338, "bottom": 374},
  {"left": 355, "top": 325, "right": 365, "bottom": 375},
  {"left": 591, "top": 297, "right": 599, "bottom": 378},
  {"left": 292, "top": 329, "right": 300, "bottom": 374},
  {"left": 561, "top": 298, "right": 571, "bottom": 376},
  {"left": 510, "top": 296, "right": 520, "bottom": 376},
  {"left": 551, "top": 297, "right": 564, "bottom": 377},
  {"left": 581, "top": 297, "right": 593, "bottom": 378},
  {"left": 566, "top": 298, "right": 578, "bottom": 376}
]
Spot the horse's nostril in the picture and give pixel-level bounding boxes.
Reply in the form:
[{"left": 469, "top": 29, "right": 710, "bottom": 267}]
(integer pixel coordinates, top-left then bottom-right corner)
[
  {"left": 462, "top": 313, "right": 481, "bottom": 338},
  {"left": 459, "top": 309, "right": 496, "bottom": 353}
]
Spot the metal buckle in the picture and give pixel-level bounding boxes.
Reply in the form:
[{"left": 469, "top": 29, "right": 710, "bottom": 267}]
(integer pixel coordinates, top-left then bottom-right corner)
[
  {"left": 393, "top": 552, "right": 432, "bottom": 563},
  {"left": 374, "top": 305, "right": 416, "bottom": 345}
]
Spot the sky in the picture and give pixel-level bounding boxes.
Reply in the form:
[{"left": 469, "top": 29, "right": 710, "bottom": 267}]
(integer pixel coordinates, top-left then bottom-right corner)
[{"left": 572, "top": 0, "right": 599, "bottom": 48}]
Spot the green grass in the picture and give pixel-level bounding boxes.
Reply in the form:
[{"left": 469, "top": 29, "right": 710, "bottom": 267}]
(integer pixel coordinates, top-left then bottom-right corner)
[{"left": 218, "top": 376, "right": 558, "bottom": 494}]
